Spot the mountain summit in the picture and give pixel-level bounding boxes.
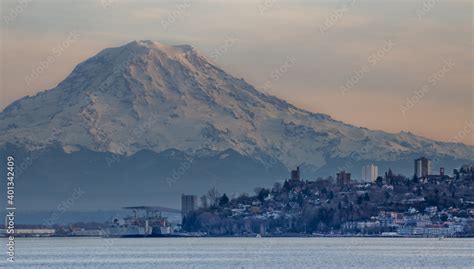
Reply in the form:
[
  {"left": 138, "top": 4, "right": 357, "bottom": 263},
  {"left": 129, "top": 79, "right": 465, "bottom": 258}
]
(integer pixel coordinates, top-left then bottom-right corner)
[{"left": 0, "top": 41, "right": 472, "bottom": 209}]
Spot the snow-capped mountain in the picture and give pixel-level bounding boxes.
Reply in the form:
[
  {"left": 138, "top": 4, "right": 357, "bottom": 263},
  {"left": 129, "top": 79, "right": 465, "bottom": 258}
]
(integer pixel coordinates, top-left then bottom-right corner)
[{"left": 0, "top": 41, "right": 472, "bottom": 209}]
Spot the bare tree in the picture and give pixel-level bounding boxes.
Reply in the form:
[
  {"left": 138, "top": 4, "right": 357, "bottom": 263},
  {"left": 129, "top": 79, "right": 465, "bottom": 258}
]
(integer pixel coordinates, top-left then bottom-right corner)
[
  {"left": 200, "top": 195, "right": 208, "bottom": 209},
  {"left": 206, "top": 187, "right": 220, "bottom": 207}
]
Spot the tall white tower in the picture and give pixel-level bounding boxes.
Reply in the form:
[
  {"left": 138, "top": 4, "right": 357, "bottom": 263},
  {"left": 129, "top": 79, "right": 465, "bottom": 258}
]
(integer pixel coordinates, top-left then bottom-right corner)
[{"left": 362, "top": 164, "right": 378, "bottom": 182}]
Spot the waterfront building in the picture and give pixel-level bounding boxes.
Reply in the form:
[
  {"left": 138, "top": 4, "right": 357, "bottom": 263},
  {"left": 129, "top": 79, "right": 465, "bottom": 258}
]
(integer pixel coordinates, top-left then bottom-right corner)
[
  {"left": 0, "top": 228, "right": 55, "bottom": 237},
  {"left": 70, "top": 229, "right": 103, "bottom": 237},
  {"left": 181, "top": 194, "right": 197, "bottom": 218}
]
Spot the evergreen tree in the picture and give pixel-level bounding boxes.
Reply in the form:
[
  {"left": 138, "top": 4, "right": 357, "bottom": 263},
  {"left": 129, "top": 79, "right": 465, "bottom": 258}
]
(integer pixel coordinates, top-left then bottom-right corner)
[
  {"left": 219, "top": 193, "right": 229, "bottom": 206},
  {"left": 364, "top": 192, "right": 370, "bottom": 201}
]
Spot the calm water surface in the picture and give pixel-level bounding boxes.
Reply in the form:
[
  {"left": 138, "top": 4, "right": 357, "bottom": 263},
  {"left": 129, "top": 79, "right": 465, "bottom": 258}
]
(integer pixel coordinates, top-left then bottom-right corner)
[{"left": 1, "top": 237, "right": 473, "bottom": 269}]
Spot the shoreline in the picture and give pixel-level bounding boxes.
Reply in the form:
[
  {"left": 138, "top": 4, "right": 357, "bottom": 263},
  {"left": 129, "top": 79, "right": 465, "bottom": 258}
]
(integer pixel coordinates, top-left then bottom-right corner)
[{"left": 4, "top": 234, "right": 474, "bottom": 239}]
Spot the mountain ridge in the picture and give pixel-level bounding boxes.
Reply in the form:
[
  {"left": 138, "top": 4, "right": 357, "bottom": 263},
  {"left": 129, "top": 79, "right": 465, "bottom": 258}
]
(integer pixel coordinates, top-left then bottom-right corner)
[
  {"left": 0, "top": 40, "right": 472, "bottom": 171},
  {"left": 1, "top": 40, "right": 472, "bottom": 209}
]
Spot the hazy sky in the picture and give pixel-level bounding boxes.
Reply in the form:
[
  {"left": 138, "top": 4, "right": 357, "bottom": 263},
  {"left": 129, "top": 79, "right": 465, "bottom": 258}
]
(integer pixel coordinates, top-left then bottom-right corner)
[{"left": 1, "top": 0, "right": 472, "bottom": 144}]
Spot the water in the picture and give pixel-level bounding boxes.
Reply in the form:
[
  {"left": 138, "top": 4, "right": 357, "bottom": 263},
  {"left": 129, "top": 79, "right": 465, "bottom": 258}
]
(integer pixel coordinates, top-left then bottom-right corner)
[{"left": 2, "top": 237, "right": 473, "bottom": 268}]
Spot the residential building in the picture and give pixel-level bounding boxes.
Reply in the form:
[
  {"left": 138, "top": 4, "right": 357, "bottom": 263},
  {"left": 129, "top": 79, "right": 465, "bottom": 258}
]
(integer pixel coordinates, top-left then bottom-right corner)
[
  {"left": 290, "top": 166, "right": 301, "bottom": 181},
  {"left": 337, "top": 171, "right": 351, "bottom": 187},
  {"left": 362, "top": 164, "right": 378, "bottom": 182},
  {"left": 415, "top": 157, "right": 431, "bottom": 178}
]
